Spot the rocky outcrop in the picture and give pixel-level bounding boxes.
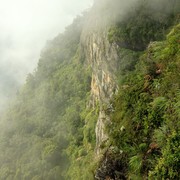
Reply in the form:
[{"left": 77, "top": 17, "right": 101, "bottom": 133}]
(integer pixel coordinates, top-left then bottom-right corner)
[
  {"left": 95, "top": 111, "right": 109, "bottom": 154},
  {"left": 95, "top": 149, "right": 127, "bottom": 180},
  {"left": 85, "top": 32, "right": 118, "bottom": 107},
  {"left": 81, "top": 9, "right": 119, "bottom": 154}
]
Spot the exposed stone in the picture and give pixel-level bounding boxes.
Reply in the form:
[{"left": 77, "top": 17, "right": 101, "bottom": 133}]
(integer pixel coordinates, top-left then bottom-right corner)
[
  {"left": 81, "top": 26, "right": 119, "bottom": 154},
  {"left": 95, "top": 150, "right": 127, "bottom": 180},
  {"left": 95, "top": 111, "right": 109, "bottom": 154},
  {"left": 79, "top": 0, "right": 121, "bottom": 155}
]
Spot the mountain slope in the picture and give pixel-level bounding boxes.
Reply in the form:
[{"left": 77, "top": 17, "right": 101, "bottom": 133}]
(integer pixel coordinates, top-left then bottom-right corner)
[
  {"left": 99, "top": 23, "right": 180, "bottom": 180},
  {"left": 0, "top": 14, "right": 94, "bottom": 180},
  {"left": 0, "top": 0, "right": 179, "bottom": 180}
]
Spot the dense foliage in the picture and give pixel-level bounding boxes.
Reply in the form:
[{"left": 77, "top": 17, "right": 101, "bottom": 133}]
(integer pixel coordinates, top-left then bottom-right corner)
[
  {"left": 108, "top": 0, "right": 180, "bottom": 50},
  {"left": 0, "top": 0, "right": 179, "bottom": 179},
  {"left": 106, "top": 24, "right": 180, "bottom": 179},
  {"left": 0, "top": 14, "right": 97, "bottom": 180}
]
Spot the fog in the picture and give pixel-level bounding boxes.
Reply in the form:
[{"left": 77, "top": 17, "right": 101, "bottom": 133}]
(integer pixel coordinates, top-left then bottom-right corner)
[
  {"left": 0, "top": 0, "right": 179, "bottom": 179},
  {"left": 0, "top": 0, "right": 93, "bottom": 111}
]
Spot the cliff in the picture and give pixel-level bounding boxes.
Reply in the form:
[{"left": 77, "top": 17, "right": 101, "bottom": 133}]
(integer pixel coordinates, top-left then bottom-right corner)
[
  {"left": 0, "top": 0, "right": 179, "bottom": 180},
  {"left": 81, "top": 0, "right": 180, "bottom": 179},
  {"left": 81, "top": 0, "right": 180, "bottom": 156},
  {"left": 81, "top": 26, "right": 119, "bottom": 155}
]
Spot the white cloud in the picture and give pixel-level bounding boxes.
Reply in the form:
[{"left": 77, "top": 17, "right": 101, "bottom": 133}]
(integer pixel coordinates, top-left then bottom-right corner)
[{"left": 0, "top": 0, "right": 93, "bottom": 111}]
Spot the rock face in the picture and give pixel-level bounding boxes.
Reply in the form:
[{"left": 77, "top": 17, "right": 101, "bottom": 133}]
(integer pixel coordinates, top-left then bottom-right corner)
[
  {"left": 83, "top": 31, "right": 118, "bottom": 106},
  {"left": 81, "top": 8, "right": 119, "bottom": 154},
  {"left": 95, "top": 149, "right": 127, "bottom": 180}
]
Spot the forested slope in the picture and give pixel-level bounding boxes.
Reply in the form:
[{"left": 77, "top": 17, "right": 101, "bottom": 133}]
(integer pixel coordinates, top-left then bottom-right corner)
[
  {"left": 101, "top": 23, "right": 180, "bottom": 180},
  {"left": 0, "top": 14, "right": 97, "bottom": 179},
  {"left": 0, "top": 0, "right": 179, "bottom": 180}
]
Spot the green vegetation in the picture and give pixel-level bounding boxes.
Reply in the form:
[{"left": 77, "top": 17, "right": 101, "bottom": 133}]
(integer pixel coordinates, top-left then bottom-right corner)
[
  {"left": 0, "top": 0, "right": 179, "bottom": 179},
  {"left": 0, "top": 14, "right": 98, "bottom": 179},
  {"left": 108, "top": 0, "right": 179, "bottom": 50},
  {"left": 106, "top": 24, "right": 180, "bottom": 179}
]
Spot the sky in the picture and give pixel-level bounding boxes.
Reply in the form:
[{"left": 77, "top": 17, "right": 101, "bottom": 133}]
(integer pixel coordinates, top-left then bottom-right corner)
[{"left": 0, "top": 0, "right": 93, "bottom": 110}]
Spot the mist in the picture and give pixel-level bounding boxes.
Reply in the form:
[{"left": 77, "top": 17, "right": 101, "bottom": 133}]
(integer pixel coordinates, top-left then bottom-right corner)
[
  {"left": 0, "top": 0, "right": 179, "bottom": 179},
  {"left": 0, "top": 0, "right": 93, "bottom": 111}
]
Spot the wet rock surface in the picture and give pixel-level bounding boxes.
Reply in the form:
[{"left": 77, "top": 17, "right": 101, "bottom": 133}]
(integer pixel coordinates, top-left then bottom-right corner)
[{"left": 95, "top": 150, "right": 127, "bottom": 180}]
